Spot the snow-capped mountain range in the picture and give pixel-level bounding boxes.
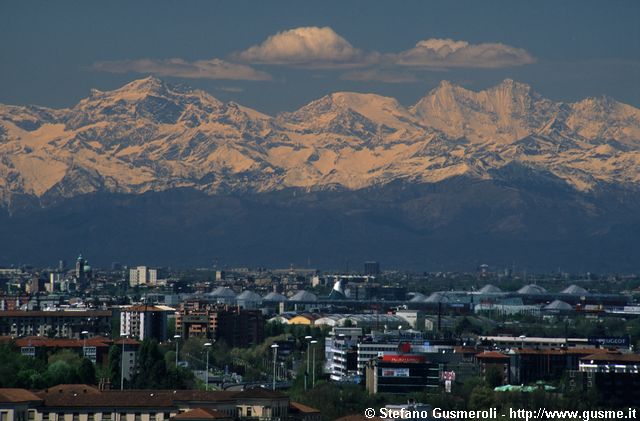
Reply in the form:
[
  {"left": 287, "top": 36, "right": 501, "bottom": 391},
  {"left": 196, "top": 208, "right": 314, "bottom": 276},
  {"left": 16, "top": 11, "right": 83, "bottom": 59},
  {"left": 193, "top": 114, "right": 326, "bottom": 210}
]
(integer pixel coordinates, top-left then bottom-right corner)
[{"left": 1, "top": 76, "right": 639, "bottom": 207}]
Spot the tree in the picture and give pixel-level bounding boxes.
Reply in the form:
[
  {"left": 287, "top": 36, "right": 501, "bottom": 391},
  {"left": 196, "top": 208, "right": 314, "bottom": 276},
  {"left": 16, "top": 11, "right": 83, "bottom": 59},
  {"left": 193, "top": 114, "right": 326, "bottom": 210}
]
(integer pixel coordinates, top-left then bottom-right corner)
[
  {"left": 265, "top": 321, "right": 286, "bottom": 338},
  {"left": 77, "top": 358, "right": 96, "bottom": 384},
  {"left": 0, "top": 344, "right": 45, "bottom": 388},
  {"left": 469, "top": 386, "right": 496, "bottom": 409},
  {"left": 107, "top": 345, "right": 121, "bottom": 387},
  {"left": 45, "top": 360, "right": 78, "bottom": 385},
  {"left": 48, "top": 349, "right": 83, "bottom": 366},
  {"left": 180, "top": 337, "right": 208, "bottom": 368},
  {"left": 484, "top": 365, "right": 505, "bottom": 388},
  {"left": 131, "top": 339, "right": 168, "bottom": 389}
]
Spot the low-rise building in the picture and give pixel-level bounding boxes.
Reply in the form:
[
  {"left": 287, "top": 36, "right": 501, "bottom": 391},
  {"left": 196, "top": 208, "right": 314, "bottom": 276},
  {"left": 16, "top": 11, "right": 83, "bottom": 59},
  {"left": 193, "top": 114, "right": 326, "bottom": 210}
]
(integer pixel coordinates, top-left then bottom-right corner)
[
  {"left": 0, "top": 384, "right": 300, "bottom": 421},
  {"left": 578, "top": 351, "right": 640, "bottom": 373},
  {"left": 1, "top": 336, "right": 140, "bottom": 381},
  {"left": 0, "top": 310, "right": 112, "bottom": 339}
]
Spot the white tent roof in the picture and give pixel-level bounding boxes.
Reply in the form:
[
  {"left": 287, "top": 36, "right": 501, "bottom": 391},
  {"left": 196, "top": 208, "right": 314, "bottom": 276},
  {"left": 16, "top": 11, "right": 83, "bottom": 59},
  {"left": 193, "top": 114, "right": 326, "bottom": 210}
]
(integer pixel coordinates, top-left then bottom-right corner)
[
  {"left": 210, "top": 287, "right": 236, "bottom": 297},
  {"left": 517, "top": 284, "right": 547, "bottom": 294},
  {"left": 408, "top": 292, "right": 426, "bottom": 302},
  {"left": 289, "top": 290, "right": 318, "bottom": 302},
  {"left": 561, "top": 285, "right": 589, "bottom": 295},
  {"left": 236, "top": 290, "right": 262, "bottom": 302},
  {"left": 425, "top": 292, "right": 450, "bottom": 303},
  {"left": 263, "top": 292, "right": 288, "bottom": 302},
  {"left": 543, "top": 300, "right": 573, "bottom": 311},
  {"left": 479, "top": 284, "right": 502, "bottom": 294}
]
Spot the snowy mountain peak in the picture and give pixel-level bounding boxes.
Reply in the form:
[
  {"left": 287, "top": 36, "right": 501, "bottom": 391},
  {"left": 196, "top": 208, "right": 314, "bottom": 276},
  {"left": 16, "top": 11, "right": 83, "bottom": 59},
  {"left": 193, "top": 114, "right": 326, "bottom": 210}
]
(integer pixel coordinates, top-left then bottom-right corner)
[
  {"left": 488, "top": 78, "right": 536, "bottom": 100},
  {"left": 0, "top": 77, "right": 639, "bottom": 204},
  {"left": 120, "top": 75, "right": 166, "bottom": 92}
]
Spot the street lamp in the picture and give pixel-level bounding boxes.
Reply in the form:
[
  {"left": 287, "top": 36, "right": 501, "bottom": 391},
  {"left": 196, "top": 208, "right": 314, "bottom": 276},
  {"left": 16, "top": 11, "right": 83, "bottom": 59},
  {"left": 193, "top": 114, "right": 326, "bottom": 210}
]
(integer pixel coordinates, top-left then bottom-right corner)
[
  {"left": 173, "top": 334, "right": 181, "bottom": 368},
  {"left": 271, "top": 343, "right": 279, "bottom": 391},
  {"left": 304, "top": 335, "right": 312, "bottom": 390},
  {"left": 120, "top": 333, "right": 128, "bottom": 390},
  {"left": 204, "top": 342, "right": 212, "bottom": 391},
  {"left": 519, "top": 335, "right": 526, "bottom": 349},
  {"left": 310, "top": 340, "right": 318, "bottom": 388}
]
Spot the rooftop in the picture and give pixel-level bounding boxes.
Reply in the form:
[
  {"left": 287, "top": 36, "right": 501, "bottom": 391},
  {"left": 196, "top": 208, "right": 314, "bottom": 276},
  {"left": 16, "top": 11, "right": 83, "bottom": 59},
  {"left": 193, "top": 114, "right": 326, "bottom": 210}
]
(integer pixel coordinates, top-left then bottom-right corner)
[{"left": 172, "top": 408, "right": 230, "bottom": 420}]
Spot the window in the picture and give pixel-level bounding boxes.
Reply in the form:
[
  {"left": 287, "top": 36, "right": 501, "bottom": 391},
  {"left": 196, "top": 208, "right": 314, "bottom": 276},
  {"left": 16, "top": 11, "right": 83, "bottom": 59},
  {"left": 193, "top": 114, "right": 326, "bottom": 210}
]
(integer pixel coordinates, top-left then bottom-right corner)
[
  {"left": 246, "top": 408, "right": 252, "bottom": 418},
  {"left": 0, "top": 411, "right": 8, "bottom": 421},
  {"left": 72, "top": 413, "right": 79, "bottom": 421},
  {"left": 43, "top": 413, "right": 50, "bottom": 421},
  {"left": 134, "top": 414, "right": 141, "bottom": 421},
  {"left": 28, "top": 411, "right": 36, "bottom": 421},
  {"left": 103, "top": 413, "right": 112, "bottom": 421}
]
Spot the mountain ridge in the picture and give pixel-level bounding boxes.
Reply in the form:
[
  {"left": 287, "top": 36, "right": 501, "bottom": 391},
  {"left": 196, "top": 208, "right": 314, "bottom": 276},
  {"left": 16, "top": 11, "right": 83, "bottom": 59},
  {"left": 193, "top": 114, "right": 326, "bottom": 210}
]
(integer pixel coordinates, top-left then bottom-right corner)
[{"left": 1, "top": 76, "right": 639, "bottom": 209}]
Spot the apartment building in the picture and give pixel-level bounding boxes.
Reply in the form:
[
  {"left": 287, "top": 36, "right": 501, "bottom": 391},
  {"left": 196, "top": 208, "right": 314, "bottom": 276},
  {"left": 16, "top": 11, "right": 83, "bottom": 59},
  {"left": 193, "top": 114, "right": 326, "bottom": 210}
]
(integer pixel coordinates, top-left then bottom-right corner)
[
  {"left": 120, "top": 305, "right": 173, "bottom": 341},
  {"left": 0, "top": 310, "right": 112, "bottom": 339},
  {"left": 0, "top": 385, "right": 294, "bottom": 421}
]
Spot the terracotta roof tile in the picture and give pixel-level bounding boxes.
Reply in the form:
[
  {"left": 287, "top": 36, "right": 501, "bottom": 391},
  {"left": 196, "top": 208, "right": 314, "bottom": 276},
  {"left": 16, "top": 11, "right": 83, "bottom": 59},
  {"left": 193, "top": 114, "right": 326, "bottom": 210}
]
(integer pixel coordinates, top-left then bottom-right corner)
[
  {"left": 0, "top": 389, "right": 43, "bottom": 403},
  {"left": 475, "top": 351, "right": 510, "bottom": 360},
  {"left": 290, "top": 402, "right": 321, "bottom": 414},
  {"left": 0, "top": 310, "right": 111, "bottom": 317},
  {"left": 580, "top": 352, "right": 640, "bottom": 363},
  {"left": 172, "top": 408, "right": 231, "bottom": 420},
  {"left": 230, "top": 388, "right": 286, "bottom": 399}
]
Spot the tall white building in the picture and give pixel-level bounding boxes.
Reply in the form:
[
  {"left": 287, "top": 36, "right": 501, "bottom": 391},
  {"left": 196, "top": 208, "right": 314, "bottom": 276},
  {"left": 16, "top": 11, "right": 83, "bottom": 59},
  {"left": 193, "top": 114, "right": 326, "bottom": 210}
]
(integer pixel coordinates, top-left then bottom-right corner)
[
  {"left": 129, "top": 266, "right": 158, "bottom": 287},
  {"left": 120, "top": 304, "right": 172, "bottom": 341}
]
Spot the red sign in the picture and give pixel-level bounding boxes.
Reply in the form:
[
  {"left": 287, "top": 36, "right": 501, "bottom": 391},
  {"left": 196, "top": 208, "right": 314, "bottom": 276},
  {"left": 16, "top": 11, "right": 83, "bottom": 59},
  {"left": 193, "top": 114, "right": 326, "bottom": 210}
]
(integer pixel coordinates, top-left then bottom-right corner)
[
  {"left": 381, "top": 354, "right": 426, "bottom": 363},
  {"left": 398, "top": 342, "right": 412, "bottom": 353}
]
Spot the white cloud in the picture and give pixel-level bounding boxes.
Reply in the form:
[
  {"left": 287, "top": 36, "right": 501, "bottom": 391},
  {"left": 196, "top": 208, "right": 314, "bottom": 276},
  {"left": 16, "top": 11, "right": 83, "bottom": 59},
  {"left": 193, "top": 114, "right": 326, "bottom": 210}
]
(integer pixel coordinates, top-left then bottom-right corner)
[
  {"left": 234, "top": 26, "right": 369, "bottom": 67},
  {"left": 340, "top": 69, "right": 418, "bottom": 84},
  {"left": 91, "top": 58, "right": 272, "bottom": 81},
  {"left": 217, "top": 86, "right": 244, "bottom": 93},
  {"left": 395, "top": 38, "right": 535, "bottom": 68}
]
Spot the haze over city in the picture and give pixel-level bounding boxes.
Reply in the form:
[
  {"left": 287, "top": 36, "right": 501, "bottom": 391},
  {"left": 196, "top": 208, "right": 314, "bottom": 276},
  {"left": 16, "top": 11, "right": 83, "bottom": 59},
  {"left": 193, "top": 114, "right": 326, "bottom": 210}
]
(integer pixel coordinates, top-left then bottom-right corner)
[{"left": 1, "top": 1, "right": 640, "bottom": 419}]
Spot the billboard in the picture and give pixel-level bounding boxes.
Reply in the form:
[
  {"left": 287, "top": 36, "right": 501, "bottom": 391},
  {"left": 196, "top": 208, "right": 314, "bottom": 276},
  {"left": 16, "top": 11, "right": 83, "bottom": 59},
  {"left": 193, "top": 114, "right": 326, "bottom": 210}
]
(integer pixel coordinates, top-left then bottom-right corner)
[
  {"left": 587, "top": 336, "right": 630, "bottom": 348},
  {"left": 381, "top": 354, "right": 426, "bottom": 363},
  {"left": 381, "top": 368, "right": 410, "bottom": 377}
]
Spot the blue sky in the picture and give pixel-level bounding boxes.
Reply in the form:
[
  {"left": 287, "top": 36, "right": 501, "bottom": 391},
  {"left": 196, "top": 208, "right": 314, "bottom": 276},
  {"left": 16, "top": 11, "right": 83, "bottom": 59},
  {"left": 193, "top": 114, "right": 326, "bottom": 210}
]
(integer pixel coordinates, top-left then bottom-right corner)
[{"left": 1, "top": 0, "right": 638, "bottom": 114}]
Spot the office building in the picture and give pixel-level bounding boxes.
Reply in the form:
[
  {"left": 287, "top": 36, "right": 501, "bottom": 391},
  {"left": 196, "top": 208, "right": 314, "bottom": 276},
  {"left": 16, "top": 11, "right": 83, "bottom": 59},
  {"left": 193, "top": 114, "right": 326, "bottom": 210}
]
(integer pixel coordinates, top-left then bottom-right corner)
[
  {"left": 365, "top": 354, "right": 440, "bottom": 394},
  {"left": 129, "top": 266, "right": 158, "bottom": 287},
  {"left": 363, "top": 261, "right": 380, "bottom": 276}
]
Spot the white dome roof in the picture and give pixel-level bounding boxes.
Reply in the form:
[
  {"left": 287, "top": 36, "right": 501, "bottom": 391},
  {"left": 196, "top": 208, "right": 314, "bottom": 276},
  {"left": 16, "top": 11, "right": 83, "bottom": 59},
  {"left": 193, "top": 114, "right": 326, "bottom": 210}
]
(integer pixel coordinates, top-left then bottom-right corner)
[
  {"left": 425, "top": 292, "right": 450, "bottom": 303},
  {"left": 210, "top": 287, "right": 236, "bottom": 297},
  {"left": 544, "top": 300, "right": 573, "bottom": 311},
  {"left": 236, "top": 290, "right": 262, "bottom": 301},
  {"left": 479, "top": 284, "right": 502, "bottom": 294},
  {"left": 408, "top": 292, "right": 426, "bottom": 302},
  {"left": 263, "top": 292, "right": 288, "bottom": 302},
  {"left": 561, "top": 285, "right": 589, "bottom": 295},
  {"left": 517, "top": 284, "right": 547, "bottom": 294},
  {"left": 289, "top": 290, "right": 318, "bottom": 302}
]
